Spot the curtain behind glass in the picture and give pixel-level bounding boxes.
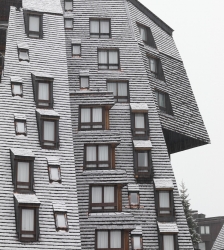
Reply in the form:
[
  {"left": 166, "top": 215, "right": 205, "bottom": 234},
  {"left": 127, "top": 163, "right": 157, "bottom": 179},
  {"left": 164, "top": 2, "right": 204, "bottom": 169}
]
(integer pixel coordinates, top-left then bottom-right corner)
[
  {"left": 90, "top": 20, "right": 99, "bottom": 34},
  {"left": 29, "top": 16, "right": 39, "bottom": 32},
  {"left": 65, "top": 19, "right": 73, "bottom": 28},
  {"left": 39, "top": 82, "right": 49, "bottom": 101},
  {"left": 57, "top": 214, "right": 66, "bottom": 227},
  {"left": 164, "top": 235, "right": 174, "bottom": 250},
  {"left": 92, "top": 187, "right": 102, "bottom": 203},
  {"left": 159, "top": 191, "right": 170, "bottom": 213},
  {"left": 109, "top": 51, "right": 118, "bottom": 69},
  {"left": 139, "top": 26, "right": 147, "bottom": 41},
  {"left": 80, "top": 77, "right": 88, "bottom": 88},
  {"left": 107, "top": 82, "right": 117, "bottom": 96},
  {"left": 50, "top": 167, "right": 59, "bottom": 180},
  {"left": 22, "top": 209, "right": 34, "bottom": 231},
  {"left": 133, "top": 236, "right": 141, "bottom": 249},
  {"left": 73, "top": 45, "right": 81, "bottom": 55},
  {"left": 198, "top": 242, "right": 205, "bottom": 250},
  {"left": 135, "top": 114, "right": 145, "bottom": 134},
  {"left": 110, "top": 231, "right": 121, "bottom": 248},
  {"left": 130, "top": 193, "right": 138, "bottom": 205},
  {"left": 19, "top": 51, "right": 29, "bottom": 61},
  {"left": 44, "top": 121, "right": 55, "bottom": 143},
  {"left": 100, "top": 20, "right": 109, "bottom": 37},
  {"left": 159, "top": 93, "right": 166, "bottom": 108},
  {"left": 150, "top": 58, "right": 157, "bottom": 73},
  {"left": 81, "top": 108, "right": 91, "bottom": 127},
  {"left": 104, "top": 186, "right": 114, "bottom": 203},
  {"left": 97, "top": 231, "right": 108, "bottom": 248},
  {"left": 86, "top": 146, "right": 96, "bottom": 162},
  {"left": 118, "top": 82, "right": 127, "bottom": 96},
  {"left": 92, "top": 108, "right": 102, "bottom": 123},
  {"left": 65, "top": 1, "right": 72, "bottom": 10},
  {"left": 17, "top": 162, "right": 29, "bottom": 182},
  {"left": 16, "top": 122, "right": 25, "bottom": 133},
  {"left": 99, "top": 51, "right": 107, "bottom": 69},
  {"left": 13, "top": 84, "right": 22, "bottom": 95},
  {"left": 138, "top": 152, "right": 148, "bottom": 167}
]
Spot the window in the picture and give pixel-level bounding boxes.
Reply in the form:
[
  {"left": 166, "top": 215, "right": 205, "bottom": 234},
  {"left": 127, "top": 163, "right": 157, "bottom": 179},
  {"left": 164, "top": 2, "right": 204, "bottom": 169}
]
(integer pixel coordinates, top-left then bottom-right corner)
[
  {"left": 65, "top": 18, "right": 73, "bottom": 29},
  {"left": 198, "top": 242, "right": 206, "bottom": 250},
  {"left": 32, "top": 73, "right": 54, "bottom": 108},
  {"left": 155, "top": 90, "right": 173, "bottom": 115},
  {"left": 131, "top": 113, "right": 148, "bottom": 139},
  {"left": 12, "top": 82, "right": 23, "bottom": 96},
  {"left": 162, "top": 235, "right": 176, "bottom": 250},
  {"left": 80, "top": 76, "right": 89, "bottom": 89},
  {"left": 15, "top": 120, "right": 26, "bottom": 135},
  {"left": 107, "top": 81, "right": 129, "bottom": 102},
  {"left": 42, "top": 120, "right": 57, "bottom": 148},
  {"left": 79, "top": 106, "right": 109, "bottom": 130},
  {"left": 55, "top": 212, "right": 68, "bottom": 231},
  {"left": 158, "top": 191, "right": 172, "bottom": 215},
  {"left": 148, "top": 57, "right": 165, "bottom": 81},
  {"left": 84, "top": 144, "right": 114, "bottom": 170},
  {"left": 90, "top": 19, "right": 111, "bottom": 38},
  {"left": 138, "top": 23, "right": 156, "bottom": 48},
  {"left": 72, "top": 44, "right": 81, "bottom": 56},
  {"left": 129, "top": 192, "right": 140, "bottom": 208},
  {"left": 21, "top": 208, "right": 36, "bottom": 240},
  {"left": 90, "top": 185, "right": 122, "bottom": 212},
  {"left": 200, "top": 226, "right": 210, "bottom": 234},
  {"left": 24, "top": 12, "right": 42, "bottom": 38},
  {"left": 134, "top": 150, "right": 152, "bottom": 178},
  {"left": 96, "top": 230, "right": 123, "bottom": 250},
  {"left": 18, "top": 49, "right": 29, "bottom": 62},
  {"left": 49, "top": 166, "right": 61, "bottom": 183},
  {"left": 64, "top": 0, "right": 73, "bottom": 11},
  {"left": 132, "top": 235, "right": 142, "bottom": 250},
  {"left": 98, "top": 49, "right": 119, "bottom": 70}
]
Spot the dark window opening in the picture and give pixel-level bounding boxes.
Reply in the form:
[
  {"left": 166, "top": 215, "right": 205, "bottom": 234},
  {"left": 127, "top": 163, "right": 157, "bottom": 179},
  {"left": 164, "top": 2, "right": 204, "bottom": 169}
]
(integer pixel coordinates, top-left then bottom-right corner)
[
  {"left": 134, "top": 150, "right": 152, "bottom": 178},
  {"left": 138, "top": 23, "right": 156, "bottom": 48},
  {"left": 148, "top": 57, "right": 165, "bottom": 81},
  {"left": 24, "top": 11, "right": 43, "bottom": 39},
  {"left": 131, "top": 112, "right": 149, "bottom": 139},
  {"left": 155, "top": 90, "right": 173, "bottom": 115}
]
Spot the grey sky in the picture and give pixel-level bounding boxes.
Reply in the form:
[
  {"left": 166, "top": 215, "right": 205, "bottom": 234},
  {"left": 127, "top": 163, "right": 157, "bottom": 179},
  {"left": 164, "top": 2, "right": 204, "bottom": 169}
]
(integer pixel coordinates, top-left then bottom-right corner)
[{"left": 139, "top": 0, "right": 224, "bottom": 217}]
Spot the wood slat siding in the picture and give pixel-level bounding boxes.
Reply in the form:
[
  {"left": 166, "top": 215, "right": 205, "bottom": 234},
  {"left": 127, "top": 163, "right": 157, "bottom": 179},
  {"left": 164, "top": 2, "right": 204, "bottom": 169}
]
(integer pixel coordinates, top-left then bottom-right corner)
[
  {"left": 65, "top": 0, "right": 196, "bottom": 249},
  {"left": 212, "top": 224, "right": 224, "bottom": 250},
  {"left": 0, "top": 6, "right": 81, "bottom": 249}
]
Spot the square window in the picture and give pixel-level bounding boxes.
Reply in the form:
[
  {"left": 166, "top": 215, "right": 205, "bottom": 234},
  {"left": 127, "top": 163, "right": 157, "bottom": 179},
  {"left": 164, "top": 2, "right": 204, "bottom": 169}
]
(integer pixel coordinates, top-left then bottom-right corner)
[
  {"left": 55, "top": 212, "right": 68, "bottom": 230},
  {"left": 98, "top": 49, "right": 119, "bottom": 70},
  {"left": 138, "top": 23, "right": 156, "bottom": 48},
  {"left": 155, "top": 90, "right": 173, "bottom": 115},
  {"left": 15, "top": 120, "right": 26, "bottom": 135},
  {"left": 12, "top": 83, "right": 23, "bottom": 96},
  {"left": 64, "top": 0, "right": 73, "bottom": 11},
  {"left": 72, "top": 44, "right": 81, "bottom": 56},
  {"left": 134, "top": 150, "right": 152, "bottom": 178},
  {"left": 90, "top": 19, "right": 110, "bottom": 38},
  {"left": 96, "top": 230, "right": 123, "bottom": 250},
  {"left": 80, "top": 76, "right": 89, "bottom": 89},
  {"left": 21, "top": 208, "right": 36, "bottom": 240},
  {"left": 84, "top": 144, "right": 114, "bottom": 170},
  {"left": 132, "top": 235, "right": 142, "bottom": 250},
  {"left": 18, "top": 49, "right": 29, "bottom": 62},
  {"left": 49, "top": 166, "right": 61, "bottom": 183},
  {"left": 65, "top": 18, "right": 73, "bottom": 29},
  {"left": 107, "top": 81, "right": 129, "bottom": 102},
  {"left": 129, "top": 192, "right": 140, "bottom": 208}
]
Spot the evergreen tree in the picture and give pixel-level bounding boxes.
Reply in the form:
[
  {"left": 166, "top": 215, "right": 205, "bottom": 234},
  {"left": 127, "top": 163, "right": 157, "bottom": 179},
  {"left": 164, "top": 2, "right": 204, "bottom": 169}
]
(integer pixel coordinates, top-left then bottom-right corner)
[{"left": 179, "top": 181, "right": 201, "bottom": 247}]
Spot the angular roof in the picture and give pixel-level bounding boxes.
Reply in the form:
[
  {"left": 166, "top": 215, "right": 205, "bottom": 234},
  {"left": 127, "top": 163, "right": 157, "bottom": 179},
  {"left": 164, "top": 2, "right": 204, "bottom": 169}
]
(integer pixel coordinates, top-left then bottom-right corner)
[
  {"left": 212, "top": 224, "right": 224, "bottom": 250},
  {"left": 154, "top": 179, "right": 174, "bottom": 190},
  {"left": 157, "top": 222, "right": 179, "bottom": 234},
  {"left": 14, "top": 193, "right": 40, "bottom": 205},
  {"left": 22, "top": 0, "right": 63, "bottom": 14}
]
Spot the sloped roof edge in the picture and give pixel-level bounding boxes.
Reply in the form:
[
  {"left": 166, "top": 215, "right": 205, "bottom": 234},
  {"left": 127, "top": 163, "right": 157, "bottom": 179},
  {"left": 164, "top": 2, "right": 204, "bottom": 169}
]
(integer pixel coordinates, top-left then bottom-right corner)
[{"left": 128, "top": 0, "right": 173, "bottom": 36}]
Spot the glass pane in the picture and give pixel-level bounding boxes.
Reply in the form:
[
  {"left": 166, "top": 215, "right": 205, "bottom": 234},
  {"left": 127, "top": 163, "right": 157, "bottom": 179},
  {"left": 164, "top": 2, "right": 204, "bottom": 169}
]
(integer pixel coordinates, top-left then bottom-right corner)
[
  {"left": 139, "top": 26, "right": 147, "bottom": 41},
  {"left": 159, "top": 191, "right": 170, "bottom": 208},
  {"left": 135, "top": 114, "right": 145, "bottom": 129},
  {"left": 98, "top": 145, "right": 108, "bottom": 161},
  {"left": 44, "top": 121, "right": 55, "bottom": 142},
  {"left": 81, "top": 108, "right": 91, "bottom": 123},
  {"left": 98, "top": 51, "right": 107, "bottom": 64},
  {"left": 164, "top": 235, "right": 174, "bottom": 250},
  {"left": 86, "top": 146, "right": 96, "bottom": 161},
  {"left": 17, "top": 162, "right": 29, "bottom": 182},
  {"left": 200, "top": 226, "right": 205, "bottom": 234},
  {"left": 56, "top": 214, "right": 67, "bottom": 228},
  {"left": 104, "top": 186, "right": 114, "bottom": 203},
  {"left": 65, "top": 1, "right": 72, "bottom": 10},
  {"left": 22, "top": 209, "right": 34, "bottom": 231},
  {"left": 38, "top": 82, "right": 49, "bottom": 101},
  {"left": 73, "top": 45, "right": 81, "bottom": 55},
  {"left": 100, "top": 20, "right": 109, "bottom": 34},
  {"left": 16, "top": 122, "right": 25, "bottom": 133},
  {"left": 90, "top": 20, "right": 99, "bottom": 33},
  {"left": 150, "top": 58, "right": 157, "bottom": 73},
  {"left": 109, "top": 51, "right": 118, "bottom": 64},
  {"left": 13, "top": 84, "right": 22, "bottom": 95},
  {"left": 92, "top": 186, "right": 102, "bottom": 203},
  {"left": 19, "top": 51, "right": 29, "bottom": 61},
  {"left": 97, "top": 231, "right": 108, "bottom": 248},
  {"left": 80, "top": 77, "right": 88, "bottom": 88},
  {"left": 198, "top": 242, "right": 206, "bottom": 250},
  {"left": 110, "top": 230, "right": 121, "bottom": 248},
  {"left": 65, "top": 19, "right": 73, "bottom": 28},
  {"left": 29, "top": 16, "right": 39, "bottom": 32},
  {"left": 50, "top": 167, "right": 59, "bottom": 181},
  {"left": 159, "top": 93, "right": 166, "bottom": 108},
  {"left": 107, "top": 82, "right": 117, "bottom": 96},
  {"left": 93, "top": 108, "right": 102, "bottom": 123},
  {"left": 205, "top": 226, "right": 210, "bottom": 234},
  {"left": 130, "top": 193, "right": 138, "bottom": 205},
  {"left": 118, "top": 82, "right": 127, "bottom": 96},
  {"left": 133, "top": 236, "right": 141, "bottom": 249},
  {"left": 138, "top": 152, "right": 148, "bottom": 167}
]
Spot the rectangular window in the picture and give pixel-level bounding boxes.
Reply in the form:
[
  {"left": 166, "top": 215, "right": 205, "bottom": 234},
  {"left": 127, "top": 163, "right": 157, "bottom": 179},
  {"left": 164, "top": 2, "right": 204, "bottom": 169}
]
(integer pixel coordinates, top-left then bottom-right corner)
[
  {"left": 55, "top": 212, "right": 68, "bottom": 231},
  {"left": 132, "top": 235, "right": 142, "bottom": 250},
  {"left": 200, "top": 226, "right": 210, "bottom": 234},
  {"left": 159, "top": 191, "right": 171, "bottom": 215},
  {"left": 138, "top": 23, "right": 156, "bottom": 48},
  {"left": 21, "top": 208, "right": 36, "bottom": 240},
  {"left": 132, "top": 113, "right": 148, "bottom": 139},
  {"left": 15, "top": 120, "right": 26, "bottom": 135},
  {"left": 134, "top": 150, "right": 152, "bottom": 177},
  {"left": 163, "top": 235, "right": 175, "bottom": 250},
  {"left": 42, "top": 120, "right": 56, "bottom": 147},
  {"left": 80, "top": 76, "right": 89, "bottom": 89},
  {"left": 96, "top": 230, "right": 123, "bottom": 250},
  {"left": 37, "top": 82, "right": 51, "bottom": 107},
  {"left": 28, "top": 15, "right": 41, "bottom": 38},
  {"left": 16, "top": 161, "right": 31, "bottom": 191},
  {"left": 155, "top": 90, "right": 173, "bottom": 115},
  {"left": 107, "top": 81, "right": 129, "bottom": 102},
  {"left": 148, "top": 56, "right": 165, "bottom": 81},
  {"left": 49, "top": 166, "right": 61, "bottom": 183},
  {"left": 65, "top": 18, "right": 73, "bottom": 29},
  {"left": 72, "top": 44, "right": 81, "bottom": 56},
  {"left": 98, "top": 49, "right": 119, "bottom": 70},
  {"left": 12, "top": 82, "right": 23, "bottom": 96},
  {"left": 85, "top": 144, "right": 112, "bottom": 169},
  {"left": 90, "top": 19, "right": 110, "bottom": 38},
  {"left": 18, "top": 49, "right": 29, "bottom": 62},
  {"left": 64, "top": 0, "right": 73, "bottom": 11},
  {"left": 80, "top": 107, "right": 105, "bottom": 130},
  {"left": 198, "top": 242, "right": 206, "bottom": 250},
  {"left": 129, "top": 192, "right": 140, "bottom": 208}
]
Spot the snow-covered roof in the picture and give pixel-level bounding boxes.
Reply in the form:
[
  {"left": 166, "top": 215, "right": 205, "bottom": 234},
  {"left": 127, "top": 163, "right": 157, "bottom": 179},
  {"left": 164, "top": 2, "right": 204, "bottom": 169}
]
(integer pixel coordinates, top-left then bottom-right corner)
[
  {"left": 72, "top": 39, "right": 82, "bottom": 44},
  {"left": 22, "top": 0, "right": 63, "bottom": 14},
  {"left": 157, "top": 222, "right": 179, "bottom": 233},
  {"left": 52, "top": 202, "right": 67, "bottom": 212},
  {"left": 130, "top": 103, "right": 148, "bottom": 112},
  {"left": 131, "top": 226, "right": 142, "bottom": 235},
  {"left": 64, "top": 13, "right": 74, "bottom": 18},
  {"left": 10, "top": 76, "right": 23, "bottom": 83},
  {"left": 10, "top": 148, "right": 35, "bottom": 157},
  {"left": 32, "top": 71, "right": 54, "bottom": 79},
  {"left": 17, "top": 41, "right": 29, "bottom": 50},
  {"left": 14, "top": 113, "right": 26, "bottom": 120},
  {"left": 79, "top": 70, "right": 89, "bottom": 76},
  {"left": 36, "top": 109, "right": 60, "bottom": 117},
  {"left": 154, "top": 179, "right": 174, "bottom": 189},
  {"left": 14, "top": 193, "right": 41, "bottom": 204},
  {"left": 133, "top": 140, "right": 152, "bottom": 149},
  {"left": 47, "top": 156, "right": 60, "bottom": 166},
  {"left": 128, "top": 184, "right": 140, "bottom": 192}
]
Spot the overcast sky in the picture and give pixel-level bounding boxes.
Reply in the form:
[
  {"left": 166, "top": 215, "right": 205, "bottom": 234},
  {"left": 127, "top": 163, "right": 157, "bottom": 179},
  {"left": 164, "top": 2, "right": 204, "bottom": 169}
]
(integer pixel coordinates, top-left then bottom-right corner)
[{"left": 138, "top": 0, "right": 224, "bottom": 217}]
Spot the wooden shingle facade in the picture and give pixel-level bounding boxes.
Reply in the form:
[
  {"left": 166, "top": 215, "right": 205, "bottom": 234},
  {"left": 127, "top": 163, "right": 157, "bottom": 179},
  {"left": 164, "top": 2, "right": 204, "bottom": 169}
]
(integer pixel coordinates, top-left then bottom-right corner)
[{"left": 0, "top": 0, "right": 209, "bottom": 249}]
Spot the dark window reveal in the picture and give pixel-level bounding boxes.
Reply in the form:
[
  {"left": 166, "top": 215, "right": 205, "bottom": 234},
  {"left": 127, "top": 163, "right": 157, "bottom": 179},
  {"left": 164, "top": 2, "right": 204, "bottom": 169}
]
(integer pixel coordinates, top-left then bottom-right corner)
[
  {"left": 131, "top": 112, "right": 149, "bottom": 139},
  {"left": 155, "top": 90, "right": 173, "bottom": 115},
  {"left": 98, "top": 49, "right": 119, "bottom": 70},
  {"left": 138, "top": 23, "right": 156, "bottom": 48},
  {"left": 134, "top": 150, "right": 152, "bottom": 178},
  {"left": 90, "top": 19, "right": 111, "bottom": 38},
  {"left": 24, "top": 12, "right": 43, "bottom": 39},
  {"left": 129, "top": 192, "right": 140, "bottom": 208},
  {"left": 148, "top": 57, "right": 165, "bottom": 81}
]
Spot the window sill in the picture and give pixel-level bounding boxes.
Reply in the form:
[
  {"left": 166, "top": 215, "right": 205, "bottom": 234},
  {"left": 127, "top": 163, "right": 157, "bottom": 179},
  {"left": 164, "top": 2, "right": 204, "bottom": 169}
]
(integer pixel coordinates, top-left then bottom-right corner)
[{"left": 159, "top": 111, "right": 175, "bottom": 119}]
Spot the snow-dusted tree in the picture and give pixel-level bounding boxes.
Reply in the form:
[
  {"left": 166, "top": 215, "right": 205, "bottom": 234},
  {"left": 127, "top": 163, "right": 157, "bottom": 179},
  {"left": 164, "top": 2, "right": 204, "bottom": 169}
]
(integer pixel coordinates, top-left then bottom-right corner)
[{"left": 179, "top": 181, "right": 201, "bottom": 247}]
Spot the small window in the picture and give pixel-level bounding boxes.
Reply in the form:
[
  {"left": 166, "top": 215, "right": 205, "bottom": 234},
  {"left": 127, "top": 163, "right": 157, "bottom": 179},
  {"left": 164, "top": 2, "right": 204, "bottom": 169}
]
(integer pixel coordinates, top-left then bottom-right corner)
[
  {"left": 28, "top": 15, "right": 41, "bottom": 38},
  {"left": 43, "top": 120, "right": 57, "bottom": 148},
  {"left": 155, "top": 90, "right": 173, "bottom": 115},
  {"left": 132, "top": 235, "right": 142, "bottom": 250},
  {"left": 84, "top": 144, "right": 114, "bottom": 170},
  {"left": 198, "top": 242, "right": 206, "bottom": 250},
  {"left": 49, "top": 166, "right": 61, "bottom": 183},
  {"left": 162, "top": 235, "right": 176, "bottom": 250},
  {"left": 148, "top": 57, "right": 165, "bottom": 81},
  {"left": 134, "top": 150, "right": 152, "bottom": 178},
  {"left": 64, "top": 0, "right": 73, "bottom": 11},
  {"left": 107, "top": 81, "right": 129, "bottom": 102},
  {"left": 79, "top": 106, "right": 109, "bottom": 130},
  {"left": 18, "top": 49, "right": 29, "bottom": 62},
  {"left": 138, "top": 23, "right": 156, "bottom": 48},
  {"left": 96, "top": 230, "right": 124, "bottom": 250},
  {"left": 65, "top": 18, "right": 73, "bottom": 29},
  {"left": 129, "top": 192, "right": 140, "bottom": 208},
  {"left": 90, "top": 19, "right": 111, "bottom": 38},
  {"left": 200, "top": 226, "right": 210, "bottom": 234},
  {"left": 21, "top": 208, "right": 36, "bottom": 240},
  {"left": 55, "top": 212, "right": 68, "bottom": 231},
  {"left": 131, "top": 112, "right": 148, "bottom": 139},
  {"left": 80, "top": 76, "right": 89, "bottom": 89},
  {"left": 15, "top": 120, "right": 26, "bottom": 135},
  {"left": 12, "top": 82, "right": 23, "bottom": 96},
  {"left": 159, "top": 191, "right": 172, "bottom": 215},
  {"left": 98, "top": 49, "right": 119, "bottom": 70},
  {"left": 72, "top": 44, "right": 81, "bottom": 56},
  {"left": 16, "top": 161, "right": 32, "bottom": 191}
]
